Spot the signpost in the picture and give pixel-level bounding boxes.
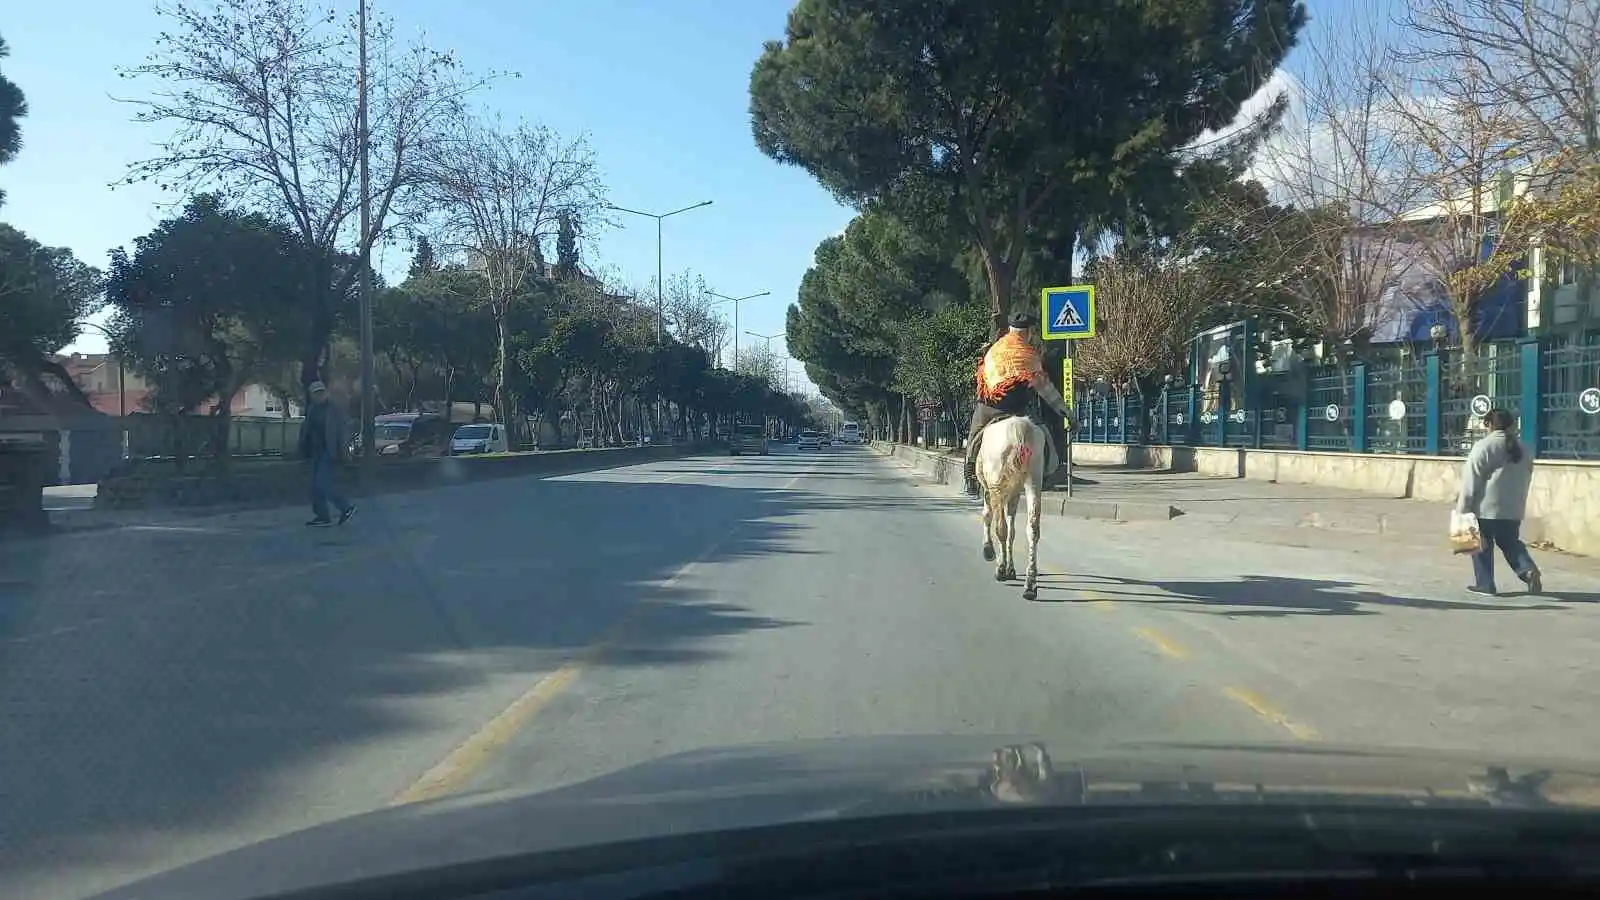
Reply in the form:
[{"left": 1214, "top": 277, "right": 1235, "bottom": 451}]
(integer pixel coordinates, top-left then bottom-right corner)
[{"left": 1040, "top": 287, "right": 1094, "bottom": 498}]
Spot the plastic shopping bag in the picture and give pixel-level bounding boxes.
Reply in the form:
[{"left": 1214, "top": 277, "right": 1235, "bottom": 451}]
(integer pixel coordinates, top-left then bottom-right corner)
[{"left": 1449, "top": 510, "right": 1484, "bottom": 555}]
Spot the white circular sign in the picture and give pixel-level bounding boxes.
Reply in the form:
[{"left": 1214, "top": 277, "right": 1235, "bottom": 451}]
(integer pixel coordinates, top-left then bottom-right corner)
[
  {"left": 1324, "top": 404, "right": 1340, "bottom": 422},
  {"left": 1094, "top": 418, "right": 1104, "bottom": 427},
  {"left": 1580, "top": 388, "right": 1600, "bottom": 416},
  {"left": 1229, "top": 409, "right": 1246, "bottom": 423},
  {"left": 1388, "top": 398, "right": 1407, "bottom": 421},
  {"left": 1201, "top": 411, "right": 1217, "bottom": 425},
  {"left": 1470, "top": 394, "right": 1492, "bottom": 417},
  {"left": 1274, "top": 407, "right": 1287, "bottom": 424},
  {"left": 1174, "top": 413, "right": 1185, "bottom": 425}
]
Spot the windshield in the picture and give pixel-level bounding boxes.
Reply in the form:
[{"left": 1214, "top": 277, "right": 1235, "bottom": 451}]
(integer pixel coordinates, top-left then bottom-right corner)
[{"left": 12, "top": 3, "right": 1596, "bottom": 898}]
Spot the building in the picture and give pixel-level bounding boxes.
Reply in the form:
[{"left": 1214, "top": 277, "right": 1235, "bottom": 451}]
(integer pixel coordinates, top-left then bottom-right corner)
[{"left": 52, "top": 353, "right": 302, "bottom": 419}]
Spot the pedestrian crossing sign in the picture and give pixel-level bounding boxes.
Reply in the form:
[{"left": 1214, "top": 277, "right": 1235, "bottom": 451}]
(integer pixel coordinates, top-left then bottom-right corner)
[{"left": 1040, "top": 285, "right": 1096, "bottom": 340}]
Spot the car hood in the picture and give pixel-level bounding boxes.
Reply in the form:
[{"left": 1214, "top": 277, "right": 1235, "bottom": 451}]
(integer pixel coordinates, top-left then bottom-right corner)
[{"left": 96, "top": 736, "right": 1600, "bottom": 899}]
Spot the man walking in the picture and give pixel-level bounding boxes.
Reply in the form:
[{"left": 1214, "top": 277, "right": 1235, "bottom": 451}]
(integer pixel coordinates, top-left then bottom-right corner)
[{"left": 299, "top": 381, "right": 357, "bottom": 527}]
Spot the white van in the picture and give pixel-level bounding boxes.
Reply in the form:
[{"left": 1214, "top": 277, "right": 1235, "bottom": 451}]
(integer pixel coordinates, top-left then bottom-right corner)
[
  {"left": 840, "top": 422, "right": 862, "bottom": 444},
  {"left": 450, "top": 423, "right": 509, "bottom": 455}
]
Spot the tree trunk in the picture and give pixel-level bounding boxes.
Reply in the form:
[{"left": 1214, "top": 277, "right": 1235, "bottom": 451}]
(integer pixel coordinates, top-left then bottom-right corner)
[
  {"left": 980, "top": 244, "right": 1017, "bottom": 338},
  {"left": 494, "top": 313, "right": 510, "bottom": 431}
]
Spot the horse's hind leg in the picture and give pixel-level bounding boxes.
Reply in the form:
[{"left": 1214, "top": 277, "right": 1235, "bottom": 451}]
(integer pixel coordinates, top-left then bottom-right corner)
[
  {"left": 980, "top": 486, "right": 995, "bottom": 561},
  {"left": 1022, "top": 478, "right": 1041, "bottom": 601},
  {"left": 1001, "top": 494, "right": 1019, "bottom": 581},
  {"left": 992, "top": 495, "right": 1010, "bottom": 581}
]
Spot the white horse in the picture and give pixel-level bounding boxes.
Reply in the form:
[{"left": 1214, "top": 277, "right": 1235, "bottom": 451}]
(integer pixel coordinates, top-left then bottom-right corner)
[{"left": 975, "top": 415, "right": 1049, "bottom": 600}]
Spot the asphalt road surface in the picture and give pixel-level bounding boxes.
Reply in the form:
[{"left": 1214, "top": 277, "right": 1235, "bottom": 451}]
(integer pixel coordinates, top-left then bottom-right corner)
[{"left": 5, "top": 443, "right": 1599, "bottom": 897}]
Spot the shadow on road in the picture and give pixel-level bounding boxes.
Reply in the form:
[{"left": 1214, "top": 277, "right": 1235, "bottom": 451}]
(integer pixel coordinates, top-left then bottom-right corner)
[
  {"left": 0, "top": 470, "right": 842, "bottom": 894},
  {"left": 1033, "top": 573, "right": 1572, "bottom": 616}
]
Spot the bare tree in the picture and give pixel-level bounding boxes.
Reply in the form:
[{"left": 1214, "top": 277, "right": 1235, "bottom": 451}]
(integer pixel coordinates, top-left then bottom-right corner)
[
  {"left": 117, "top": 0, "right": 496, "bottom": 386},
  {"left": 661, "top": 270, "right": 728, "bottom": 363},
  {"left": 735, "top": 343, "right": 785, "bottom": 393},
  {"left": 1073, "top": 253, "right": 1209, "bottom": 392},
  {"left": 423, "top": 116, "right": 605, "bottom": 429},
  {"left": 1245, "top": 24, "right": 1427, "bottom": 354},
  {"left": 1403, "top": 0, "right": 1600, "bottom": 320}
]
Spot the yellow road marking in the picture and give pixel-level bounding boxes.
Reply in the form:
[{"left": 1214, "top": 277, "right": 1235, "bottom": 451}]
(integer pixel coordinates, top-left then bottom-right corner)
[
  {"left": 390, "top": 644, "right": 603, "bottom": 806},
  {"left": 388, "top": 463, "right": 805, "bottom": 807},
  {"left": 1084, "top": 597, "right": 1117, "bottom": 611},
  {"left": 1222, "top": 686, "right": 1318, "bottom": 741},
  {"left": 1131, "top": 626, "right": 1189, "bottom": 659}
]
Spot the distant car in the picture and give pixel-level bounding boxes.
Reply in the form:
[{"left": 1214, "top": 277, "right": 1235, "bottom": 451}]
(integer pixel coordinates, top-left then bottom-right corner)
[
  {"left": 797, "top": 430, "right": 822, "bottom": 451},
  {"left": 820, "top": 433, "right": 833, "bottom": 447},
  {"left": 450, "top": 423, "right": 508, "bottom": 455},
  {"left": 729, "top": 424, "right": 769, "bottom": 456}
]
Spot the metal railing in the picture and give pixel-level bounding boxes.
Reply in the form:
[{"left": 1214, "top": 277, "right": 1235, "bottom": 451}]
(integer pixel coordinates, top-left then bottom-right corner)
[{"left": 1072, "top": 332, "right": 1600, "bottom": 461}]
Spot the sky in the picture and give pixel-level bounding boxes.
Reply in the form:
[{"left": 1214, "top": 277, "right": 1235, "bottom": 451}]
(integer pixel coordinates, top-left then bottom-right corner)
[{"left": 4, "top": 0, "right": 1380, "bottom": 393}]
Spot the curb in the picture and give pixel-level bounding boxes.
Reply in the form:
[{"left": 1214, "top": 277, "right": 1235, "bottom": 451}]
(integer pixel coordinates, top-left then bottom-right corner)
[{"left": 87, "top": 443, "right": 717, "bottom": 517}]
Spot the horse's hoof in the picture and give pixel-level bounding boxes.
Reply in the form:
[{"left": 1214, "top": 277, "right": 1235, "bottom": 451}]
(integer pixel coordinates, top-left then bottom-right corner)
[
  {"left": 994, "top": 569, "right": 1007, "bottom": 582},
  {"left": 982, "top": 544, "right": 995, "bottom": 561},
  {"left": 1023, "top": 588, "right": 1038, "bottom": 601}
]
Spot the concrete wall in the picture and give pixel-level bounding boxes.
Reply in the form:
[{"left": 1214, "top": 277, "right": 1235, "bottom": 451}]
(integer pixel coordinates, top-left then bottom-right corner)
[{"left": 1069, "top": 442, "right": 1600, "bottom": 555}]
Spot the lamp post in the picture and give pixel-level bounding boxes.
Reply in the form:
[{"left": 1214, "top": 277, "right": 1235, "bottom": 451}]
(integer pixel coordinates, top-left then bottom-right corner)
[
  {"left": 744, "top": 330, "right": 787, "bottom": 391},
  {"left": 606, "top": 200, "right": 713, "bottom": 439},
  {"left": 709, "top": 290, "right": 770, "bottom": 370}
]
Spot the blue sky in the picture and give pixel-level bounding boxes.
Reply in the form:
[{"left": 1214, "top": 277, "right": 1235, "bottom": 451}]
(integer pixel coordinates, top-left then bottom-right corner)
[
  {"left": 3, "top": 0, "right": 851, "bottom": 383},
  {"left": 5, "top": 0, "right": 1372, "bottom": 382}
]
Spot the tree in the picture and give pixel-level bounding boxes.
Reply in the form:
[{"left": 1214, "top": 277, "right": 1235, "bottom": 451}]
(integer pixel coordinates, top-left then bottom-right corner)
[
  {"left": 1074, "top": 251, "right": 1210, "bottom": 395},
  {"left": 118, "top": 0, "right": 494, "bottom": 389},
  {"left": 750, "top": 0, "right": 1303, "bottom": 334},
  {"left": 1402, "top": 0, "right": 1600, "bottom": 321},
  {"left": 0, "top": 35, "right": 25, "bottom": 207},
  {"left": 0, "top": 225, "right": 102, "bottom": 408},
  {"left": 422, "top": 115, "right": 605, "bottom": 436},
  {"left": 554, "top": 211, "right": 581, "bottom": 280},
  {"left": 105, "top": 195, "right": 315, "bottom": 462},
  {"left": 661, "top": 269, "right": 728, "bottom": 363},
  {"left": 892, "top": 302, "right": 989, "bottom": 429},
  {"left": 1238, "top": 24, "right": 1425, "bottom": 356},
  {"left": 735, "top": 342, "right": 785, "bottom": 392},
  {"left": 1381, "top": 64, "right": 1530, "bottom": 355},
  {"left": 408, "top": 237, "right": 440, "bottom": 278}
]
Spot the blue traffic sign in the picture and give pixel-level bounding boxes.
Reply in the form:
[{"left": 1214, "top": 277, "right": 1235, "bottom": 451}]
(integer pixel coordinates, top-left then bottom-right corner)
[{"left": 1039, "top": 285, "right": 1096, "bottom": 341}]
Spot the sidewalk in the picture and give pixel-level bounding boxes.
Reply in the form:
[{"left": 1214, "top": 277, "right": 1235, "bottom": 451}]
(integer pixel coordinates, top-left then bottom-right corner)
[{"left": 873, "top": 442, "right": 1600, "bottom": 577}]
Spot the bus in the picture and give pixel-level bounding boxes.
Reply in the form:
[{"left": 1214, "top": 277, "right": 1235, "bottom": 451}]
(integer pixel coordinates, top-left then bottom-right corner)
[{"left": 840, "top": 421, "right": 862, "bottom": 444}]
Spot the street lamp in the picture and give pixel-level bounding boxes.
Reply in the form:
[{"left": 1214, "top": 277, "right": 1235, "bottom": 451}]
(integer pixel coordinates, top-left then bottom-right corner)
[
  {"left": 606, "top": 200, "right": 713, "bottom": 441},
  {"left": 606, "top": 200, "right": 714, "bottom": 344},
  {"left": 708, "top": 290, "right": 770, "bottom": 369}
]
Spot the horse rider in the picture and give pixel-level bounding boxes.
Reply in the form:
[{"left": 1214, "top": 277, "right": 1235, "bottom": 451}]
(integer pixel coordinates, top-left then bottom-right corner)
[{"left": 964, "top": 310, "right": 1075, "bottom": 497}]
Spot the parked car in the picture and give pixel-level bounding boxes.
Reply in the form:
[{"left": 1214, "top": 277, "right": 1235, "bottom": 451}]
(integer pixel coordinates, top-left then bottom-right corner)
[
  {"left": 797, "top": 430, "right": 822, "bottom": 451},
  {"left": 450, "top": 423, "right": 509, "bottom": 455},
  {"left": 729, "top": 424, "right": 769, "bottom": 456},
  {"left": 371, "top": 413, "right": 452, "bottom": 458}
]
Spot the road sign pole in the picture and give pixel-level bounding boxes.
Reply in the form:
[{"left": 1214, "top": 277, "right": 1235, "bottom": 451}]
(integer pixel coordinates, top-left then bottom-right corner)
[{"left": 1063, "top": 346, "right": 1073, "bottom": 499}]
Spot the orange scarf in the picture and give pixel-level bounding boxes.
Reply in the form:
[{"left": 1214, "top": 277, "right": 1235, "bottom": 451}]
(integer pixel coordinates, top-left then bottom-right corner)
[{"left": 976, "top": 332, "right": 1038, "bottom": 403}]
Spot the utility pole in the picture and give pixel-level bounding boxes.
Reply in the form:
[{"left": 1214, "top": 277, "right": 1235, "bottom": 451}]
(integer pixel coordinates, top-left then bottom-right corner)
[{"left": 357, "top": 0, "right": 375, "bottom": 473}]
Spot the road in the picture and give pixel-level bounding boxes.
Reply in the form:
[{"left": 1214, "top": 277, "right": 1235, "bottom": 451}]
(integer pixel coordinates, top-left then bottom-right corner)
[{"left": 5, "top": 443, "right": 1600, "bottom": 897}]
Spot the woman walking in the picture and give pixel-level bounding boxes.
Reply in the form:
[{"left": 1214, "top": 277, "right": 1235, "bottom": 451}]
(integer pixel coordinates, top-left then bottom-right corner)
[{"left": 1457, "top": 408, "right": 1541, "bottom": 596}]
